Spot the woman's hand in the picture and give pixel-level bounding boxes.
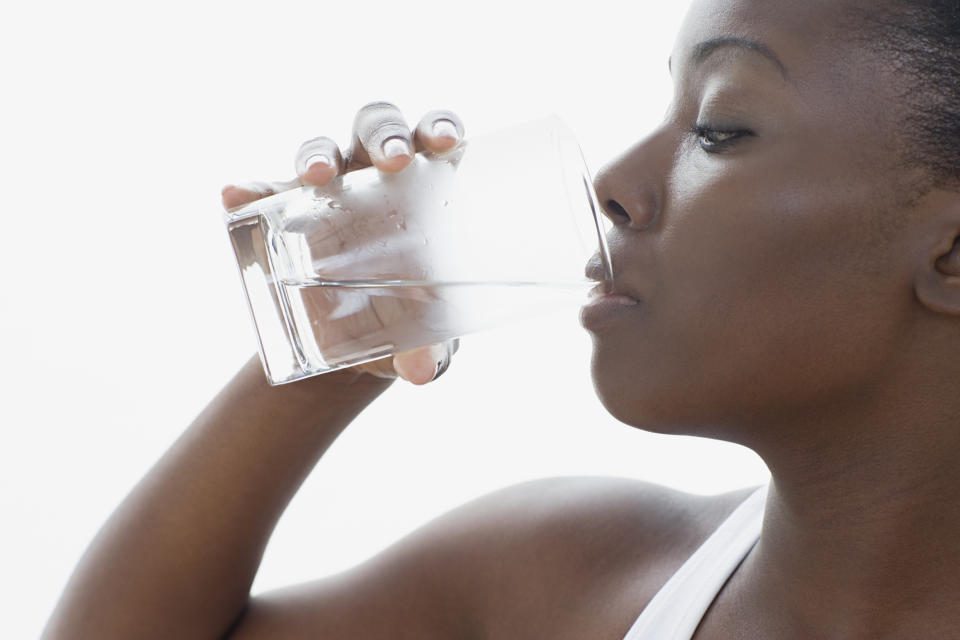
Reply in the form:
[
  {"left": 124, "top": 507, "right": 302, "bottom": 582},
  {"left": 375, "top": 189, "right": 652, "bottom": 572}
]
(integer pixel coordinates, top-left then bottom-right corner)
[{"left": 222, "top": 102, "right": 466, "bottom": 385}]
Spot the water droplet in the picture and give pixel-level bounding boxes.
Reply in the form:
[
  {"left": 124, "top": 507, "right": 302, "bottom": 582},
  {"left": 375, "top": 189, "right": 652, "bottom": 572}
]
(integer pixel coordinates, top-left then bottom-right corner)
[
  {"left": 443, "top": 200, "right": 450, "bottom": 207},
  {"left": 395, "top": 219, "right": 407, "bottom": 231},
  {"left": 388, "top": 209, "right": 398, "bottom": 218}
]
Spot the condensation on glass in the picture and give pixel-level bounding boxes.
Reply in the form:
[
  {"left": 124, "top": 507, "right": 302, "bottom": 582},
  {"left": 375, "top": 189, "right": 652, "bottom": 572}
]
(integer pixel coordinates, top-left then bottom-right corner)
[{"left": 225, "top": 116, "right": 613, "bottom": 384}]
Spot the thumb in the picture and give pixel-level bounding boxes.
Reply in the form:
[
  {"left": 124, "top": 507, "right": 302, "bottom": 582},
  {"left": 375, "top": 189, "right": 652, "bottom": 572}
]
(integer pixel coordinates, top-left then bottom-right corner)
[{"left": 393, "top": 339, "right": 460, "bottom": 385}]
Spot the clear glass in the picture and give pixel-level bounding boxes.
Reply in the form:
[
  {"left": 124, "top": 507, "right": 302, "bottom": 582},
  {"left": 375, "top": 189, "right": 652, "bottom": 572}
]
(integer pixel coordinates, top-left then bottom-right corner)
[{"left": 225, "top": 115, "right": 614, "bottom": 385}]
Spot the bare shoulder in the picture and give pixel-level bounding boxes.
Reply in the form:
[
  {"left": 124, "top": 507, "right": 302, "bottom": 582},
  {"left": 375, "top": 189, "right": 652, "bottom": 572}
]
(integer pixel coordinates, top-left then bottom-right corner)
[
  {"left": 452, "top": 475, "right": 757, "bottom": 564},
  {"left": 227, "top": 476, "right": 761, "bottom": 640},
  {"left": 446, "top": 475, "right": 763, "bottom": 639}
]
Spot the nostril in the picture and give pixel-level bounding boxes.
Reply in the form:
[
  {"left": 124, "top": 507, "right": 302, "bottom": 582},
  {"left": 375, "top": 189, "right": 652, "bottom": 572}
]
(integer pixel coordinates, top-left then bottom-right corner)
[{"left": 605, "top": 199, "right": 631, "bottom": 223}]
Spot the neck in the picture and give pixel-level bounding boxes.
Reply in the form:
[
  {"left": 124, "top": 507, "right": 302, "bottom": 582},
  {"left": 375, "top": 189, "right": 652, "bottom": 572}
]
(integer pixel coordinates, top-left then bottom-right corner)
[{"left": 742, "top": 360, "right": 960, "bottom": 637}]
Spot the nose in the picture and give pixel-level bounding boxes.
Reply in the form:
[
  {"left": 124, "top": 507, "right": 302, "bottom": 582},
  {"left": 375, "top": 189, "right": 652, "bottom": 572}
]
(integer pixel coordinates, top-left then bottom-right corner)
[{"left": 592, "top": 130, "right": 669, "bottom": 231}]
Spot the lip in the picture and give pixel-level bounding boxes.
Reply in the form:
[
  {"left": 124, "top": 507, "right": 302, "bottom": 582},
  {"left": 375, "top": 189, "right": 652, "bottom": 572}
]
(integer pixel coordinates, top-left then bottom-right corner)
[
  {"left": 583, "top": 251, "right": 642, "bottom": 302},
  {"left": 580, "top": 291, "right": 641, "bottom": 329}
]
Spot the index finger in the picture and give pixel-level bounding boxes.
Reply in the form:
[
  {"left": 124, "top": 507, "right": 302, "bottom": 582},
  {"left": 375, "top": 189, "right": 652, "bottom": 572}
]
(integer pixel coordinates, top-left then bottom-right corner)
[{"left": 346, "top": 101, "right": 414, "bottom": 174}]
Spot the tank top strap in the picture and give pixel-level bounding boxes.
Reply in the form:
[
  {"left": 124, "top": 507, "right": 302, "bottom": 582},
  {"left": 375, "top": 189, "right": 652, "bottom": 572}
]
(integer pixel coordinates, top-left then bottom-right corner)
[{"left": 621, "top": 484, "right": 769, "bottom": 640}]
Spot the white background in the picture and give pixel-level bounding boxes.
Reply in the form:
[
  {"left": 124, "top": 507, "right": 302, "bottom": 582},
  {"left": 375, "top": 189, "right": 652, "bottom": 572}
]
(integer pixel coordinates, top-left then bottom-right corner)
[{"left": 1, "top": 1, "right": 770, "bottom": 637}]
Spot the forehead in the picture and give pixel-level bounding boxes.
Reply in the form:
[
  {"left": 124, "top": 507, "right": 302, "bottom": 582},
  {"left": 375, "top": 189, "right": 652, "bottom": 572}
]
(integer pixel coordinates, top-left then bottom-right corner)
[
  {"left": 669, "top": 0, "right": 917, "bottom": 229},
  {"left": 673, "top": 0, "right": 857, "bottom": 82},
  {"left": 670, "top": 0, "right": 903, "bottom": 139}
]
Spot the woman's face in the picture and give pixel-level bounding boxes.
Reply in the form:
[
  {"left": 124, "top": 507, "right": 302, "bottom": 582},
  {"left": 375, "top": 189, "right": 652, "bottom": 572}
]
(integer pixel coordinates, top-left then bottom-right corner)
[{"left": 586, "top": 0, "right": 921, "bottom": 440}]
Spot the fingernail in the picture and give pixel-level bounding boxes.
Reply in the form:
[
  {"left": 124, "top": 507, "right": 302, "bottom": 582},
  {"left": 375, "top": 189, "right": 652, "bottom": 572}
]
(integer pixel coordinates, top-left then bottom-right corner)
[
  {"left": 433, "top": 357, "right": 450, "bottom": 381},
  {"left": 431, "top": 119, "right": 459, "bottom": 140},
  {"left": 306, "top": 154, "right": 333, "bottom": 170},
  {"left": 431, "top": 341, "right": 455, "bottom": 381},
  {"left": 382, "top": 137, "right": 411, "bottom": 159}
]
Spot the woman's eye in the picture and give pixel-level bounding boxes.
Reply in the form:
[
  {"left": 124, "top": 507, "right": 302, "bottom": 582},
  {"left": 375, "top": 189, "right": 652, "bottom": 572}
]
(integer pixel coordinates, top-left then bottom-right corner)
[{"left": 692, "top": 125, "right": 752, "bottom": 152}]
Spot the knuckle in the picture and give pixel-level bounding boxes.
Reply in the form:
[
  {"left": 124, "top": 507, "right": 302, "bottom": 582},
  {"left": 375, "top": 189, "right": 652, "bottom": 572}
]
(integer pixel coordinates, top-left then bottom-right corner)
[
  {"left": 367, "top": 120, "right": 409, "bottom": 145},
  {"left": 354, "top": 102, "right": 410, "bottom": 149},
  {"left": 355, "top": 101, "right": 403, "bottom": 128},
  {"left": 297, "top": 135, "right": 337, "bottom": 155},
  {"left": 358, "top": 100, "right": 399, "bottom": 114}
]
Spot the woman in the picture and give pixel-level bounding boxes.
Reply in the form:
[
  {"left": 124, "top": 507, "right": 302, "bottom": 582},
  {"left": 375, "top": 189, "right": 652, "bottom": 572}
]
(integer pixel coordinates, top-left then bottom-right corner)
[{"left": 42, "top": 0, "right": 960, "bottom": 637}]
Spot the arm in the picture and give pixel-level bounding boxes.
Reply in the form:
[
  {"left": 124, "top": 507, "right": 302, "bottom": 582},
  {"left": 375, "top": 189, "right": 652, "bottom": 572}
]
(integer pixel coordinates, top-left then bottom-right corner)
[
  {"left": 43, "top": 346, "right": 729, "bottom": 640},
  {"left": 41, "top": 356, "right": 394, "bottom": 640},
  {"left": 43, "top": 104, "right": 475, "bottom": 640}
]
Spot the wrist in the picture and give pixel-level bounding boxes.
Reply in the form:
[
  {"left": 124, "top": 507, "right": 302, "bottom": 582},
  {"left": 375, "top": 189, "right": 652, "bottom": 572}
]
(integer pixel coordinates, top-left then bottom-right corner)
[{"left": 232, "top": 354, "right": 396, "bottom": 426}]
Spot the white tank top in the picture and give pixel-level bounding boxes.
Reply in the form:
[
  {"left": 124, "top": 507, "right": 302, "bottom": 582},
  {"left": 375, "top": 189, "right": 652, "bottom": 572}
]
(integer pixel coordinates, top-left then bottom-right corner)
[{"left": 621, "top": 484, "right": 769, "bottom": 640}]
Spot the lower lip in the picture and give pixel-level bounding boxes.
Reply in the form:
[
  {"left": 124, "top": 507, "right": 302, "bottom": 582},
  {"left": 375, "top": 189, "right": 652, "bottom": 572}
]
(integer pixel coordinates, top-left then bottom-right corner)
[{"left": 579, "top": 294, "right": 641, "bottom": 328}]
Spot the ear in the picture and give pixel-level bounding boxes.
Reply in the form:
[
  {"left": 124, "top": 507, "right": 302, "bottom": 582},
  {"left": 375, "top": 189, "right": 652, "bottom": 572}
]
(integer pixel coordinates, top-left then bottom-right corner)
[{"left": 914, "top": 191, "right": 960, "bottom": 316}]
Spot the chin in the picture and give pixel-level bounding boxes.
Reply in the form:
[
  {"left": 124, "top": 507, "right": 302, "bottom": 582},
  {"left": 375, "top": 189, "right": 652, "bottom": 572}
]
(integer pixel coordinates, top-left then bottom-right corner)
[
  {"left": 594, "top": 381, "right": 668, "bottom": 432},
  {"left": 589, "top": 348, "right": 733, "bottom": 440},
  {"left": 590, "top": 350, "right": 665, "bottom": 429}
]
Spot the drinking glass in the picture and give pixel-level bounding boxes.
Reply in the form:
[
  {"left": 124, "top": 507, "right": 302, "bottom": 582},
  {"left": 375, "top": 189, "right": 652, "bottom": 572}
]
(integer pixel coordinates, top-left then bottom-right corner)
[{"left": 225, "top": 115, "right": 613, "bottom": 385}]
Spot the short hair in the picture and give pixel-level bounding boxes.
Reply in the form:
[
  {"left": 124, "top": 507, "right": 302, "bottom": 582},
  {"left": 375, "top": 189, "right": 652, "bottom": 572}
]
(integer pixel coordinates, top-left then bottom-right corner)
[{"left": 853, "top": 1, "right": 960, "bottom": 190}]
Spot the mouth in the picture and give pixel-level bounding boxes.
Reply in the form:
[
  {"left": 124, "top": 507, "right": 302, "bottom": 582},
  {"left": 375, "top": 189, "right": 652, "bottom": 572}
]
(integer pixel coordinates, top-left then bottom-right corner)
[
  {"left": 584, "top": 251, "right": 640, "bottom": 302},
  {"left": 588, "top": 280, "right": 613, "bottom": 298},
  {"left": 584, "top": 252, "right": 610, "bottom": 284}
]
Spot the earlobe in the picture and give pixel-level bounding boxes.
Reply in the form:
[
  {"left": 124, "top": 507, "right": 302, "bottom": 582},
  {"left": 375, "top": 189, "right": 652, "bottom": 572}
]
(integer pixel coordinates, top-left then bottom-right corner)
[
  {"left": 934, "top": 237, "right": 960, "bottom": 276},
  {"left": 911, "top": 187, "right": 960, "bottom": 315},
  {"left": 916, "top": 236, "right": 960, "bottom": 316}
]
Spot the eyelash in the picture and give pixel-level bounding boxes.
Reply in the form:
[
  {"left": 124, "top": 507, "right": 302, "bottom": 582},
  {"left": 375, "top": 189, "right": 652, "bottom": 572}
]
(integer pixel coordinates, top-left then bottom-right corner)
[{"left": 690, "top": 124, "right": 753, "bottom": 153}]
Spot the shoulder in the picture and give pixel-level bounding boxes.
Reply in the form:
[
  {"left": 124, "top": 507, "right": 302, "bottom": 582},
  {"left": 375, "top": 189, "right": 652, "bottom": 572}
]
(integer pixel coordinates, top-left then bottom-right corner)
[
  {"left": 445, "top": 476, "right": 763, "bottom": 638},
  {"left": 225, "top": 476, "right": 762, "bottom": 640},
  {"left": 457, "top": 475, "right": 760, "bottom": 557}
]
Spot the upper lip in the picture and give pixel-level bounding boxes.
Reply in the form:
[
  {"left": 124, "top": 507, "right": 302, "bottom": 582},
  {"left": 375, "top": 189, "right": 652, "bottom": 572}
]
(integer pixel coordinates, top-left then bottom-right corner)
[{"left": 584, "top": 251, "right": 642, "bottom": 300}]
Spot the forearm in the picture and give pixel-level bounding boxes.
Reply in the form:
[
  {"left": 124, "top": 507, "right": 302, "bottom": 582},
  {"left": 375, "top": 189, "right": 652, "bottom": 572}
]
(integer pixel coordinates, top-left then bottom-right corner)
[{"left": 42, "top": 355, "right": 395, "bottom": 640}]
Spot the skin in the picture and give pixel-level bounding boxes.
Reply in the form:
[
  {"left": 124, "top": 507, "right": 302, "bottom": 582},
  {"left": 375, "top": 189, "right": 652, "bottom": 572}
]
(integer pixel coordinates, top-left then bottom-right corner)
[
  {"left": 42, "top": 0, "right": 960, "bottom": 638},
  {"left": 589, "top": 0, "right": 960, "bottom": 636}
]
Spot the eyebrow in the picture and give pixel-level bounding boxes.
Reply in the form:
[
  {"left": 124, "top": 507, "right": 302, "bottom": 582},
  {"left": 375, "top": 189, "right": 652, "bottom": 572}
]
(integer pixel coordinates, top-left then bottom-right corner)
[{"left": 669, "top": 36, "right": 789, "bottom": 80}]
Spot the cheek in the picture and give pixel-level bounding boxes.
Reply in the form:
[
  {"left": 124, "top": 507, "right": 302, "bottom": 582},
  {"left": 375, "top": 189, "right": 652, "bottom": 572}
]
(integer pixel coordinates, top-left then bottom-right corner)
[{"left": 597, "top": 158, "right": 906, "bottom": 431}]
